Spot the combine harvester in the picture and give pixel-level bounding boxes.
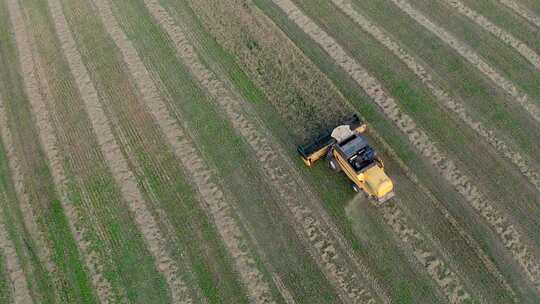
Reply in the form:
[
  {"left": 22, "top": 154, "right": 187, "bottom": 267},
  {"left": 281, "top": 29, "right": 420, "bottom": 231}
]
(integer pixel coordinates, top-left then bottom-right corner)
[{"left": 298, "top": 115, "right": 395, "bottom": 203}]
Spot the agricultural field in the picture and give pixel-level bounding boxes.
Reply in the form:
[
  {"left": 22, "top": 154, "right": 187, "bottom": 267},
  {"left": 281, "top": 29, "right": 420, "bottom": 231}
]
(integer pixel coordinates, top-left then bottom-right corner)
[{"left": 0, "top": 0, "right": 538, "bottom": 303}]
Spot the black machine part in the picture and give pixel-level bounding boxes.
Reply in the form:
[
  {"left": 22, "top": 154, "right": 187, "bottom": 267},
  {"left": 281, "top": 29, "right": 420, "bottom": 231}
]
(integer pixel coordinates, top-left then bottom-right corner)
[{"left": 297, "top": 115, "right": 363, "bottom": 158}]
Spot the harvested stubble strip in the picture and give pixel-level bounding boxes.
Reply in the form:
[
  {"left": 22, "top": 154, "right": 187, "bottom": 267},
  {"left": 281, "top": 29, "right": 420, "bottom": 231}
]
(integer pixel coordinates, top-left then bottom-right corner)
[
  {"left": 188, "top": 0, "right": 514, "bottom": 298},
  {"left": 270, "top": 0, "right": 471, "bottom": 303},
  {"left": 332, "top": 0, "right": 540, "bottom": 196},
  {"left": 498, "top": 0, "right": 540, "bottom": 28},
  {"left": 451, "top": 0, "right": 540, "bottom": 66},
  {"left": 0, "top": 192, "right": 32, "bottom": 304},
  {"left": 46, "top": 0, "right": 192, "bottom": 302},
  {"left": 0, "top": 89, "right": 55, "bottom": 291},
  {"left": 7, "top": 0, "right": 118, "bottom": 301},
  {"left": 27, "top": 1, "right": 147, "bottom": 300},
  {"left": 379, "top": 199, "right": 472, "bottom": 304},
  {"left": 388, "top": 0, "right": 540, "bottom": 124},
  {"left": 143, "top": 1, "right": 390, "bottom": 303},
  {"left": 92, "top": 0, "right": 277, "bottom": 302},
  {"left": 271, "top": 0, "right": 540, "bottom": 291},
  {"left": 442, "top": 0, "right": 540, "bottom": 69}
]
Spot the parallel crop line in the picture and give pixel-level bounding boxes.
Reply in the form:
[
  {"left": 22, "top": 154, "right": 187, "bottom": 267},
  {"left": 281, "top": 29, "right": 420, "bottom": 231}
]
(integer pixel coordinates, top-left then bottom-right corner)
[
  {"left": 28, "top": 7, "right": 134, "bottom": 302},
  {"left": 498, "top": 0, "right": 540, "bottom": 28},
  {"left": 380, "top": 200, "right": 473, "bottom": 304},
  {"left": 272, "top": 0, "right": 540, "bottom": 291},
  {"left": 0, "top": 83, "right": 55, "bottom": 298},
  {"left": 6, "top": 0, "right": 118, "bottom": 302},
  {"left": 92, "top": 0, "right": 276, "bottom": 302},
  {"left": 384, "top": 148, "right": 518, "bottom": 300},
  {"left": 226, "top": 0, "right": 514, "bottom": 298},
  {"left": 332, "top": 0, "right": 540, "bottom": 197},
  {"left": 389, "top": 0, "right": 540, "bottom": 123},
  {"left": 46, "top": 0, "right": 191, "bottom": 302},
  {"left": 274, "top": 3, "right": 474, "bottom": 302},
  {"left": 0, "top": 190, "right": 33, "bottom": 303},
  {"left": 443, "top": 0, "right": 540, "bottom": 69},
  {"left": 143, "top": 1, "right": 390, "bottom": 303}
]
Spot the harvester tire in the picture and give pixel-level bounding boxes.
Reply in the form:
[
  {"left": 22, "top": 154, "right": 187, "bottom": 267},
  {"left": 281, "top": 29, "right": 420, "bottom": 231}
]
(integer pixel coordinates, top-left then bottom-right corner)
[
  {"left": 352, "top": 183, "right": 360, "bottom": 193},
  {"left": 329, "top": 158, "right": 340, "bottom": 172}
]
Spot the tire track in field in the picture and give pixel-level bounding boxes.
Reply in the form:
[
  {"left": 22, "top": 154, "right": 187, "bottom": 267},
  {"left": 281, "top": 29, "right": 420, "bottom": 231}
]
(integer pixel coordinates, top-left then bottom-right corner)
[
  {"left": 498, "top": 0, "right": 540, "bottom": 28},
  {"left": 0, "top": 192, "right": 32, "bottom": 304},
  {"left": 389, "top": 0, "right": 540, "bottom": 123},
  {"left": 143, "top": 1, "right": 389, "bottom": 303},
  {"left": 7, "top": 0, "right": 119, "bottom": 302},
  {"left": 443, "top": 0, "right": 540, "bottom": 69},
  {"left": 379, "top": 199, "right": 473, "bottom": 304},
  {"left": 271, "top": 0, "right": 540, "bottom": 292},
  {"left": 46, "top": 0, "right": 192, "bottom": 302},
  {"left": 332, "top": 0, "right": 540, "bottom": 194},
  {"left": 92, "top": 0, "right": 277, "bottom": 302}
]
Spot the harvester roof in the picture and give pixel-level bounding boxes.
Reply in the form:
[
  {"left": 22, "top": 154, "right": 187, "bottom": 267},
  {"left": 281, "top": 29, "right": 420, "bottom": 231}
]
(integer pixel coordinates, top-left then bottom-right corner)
[{"left": 338, "top": 134, "right": 369, "bottom": 159}]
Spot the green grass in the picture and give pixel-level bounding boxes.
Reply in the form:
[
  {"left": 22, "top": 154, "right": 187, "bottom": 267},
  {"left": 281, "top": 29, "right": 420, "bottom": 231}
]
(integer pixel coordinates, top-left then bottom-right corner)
[
  {"left": 0, "top": 250, "right": 11, "bottom": 303},
  {"left": 153, "top": 0, "right": 478, "bottom": 302},
  {"left": 0, "top": 136, "right": 56, "bottom": 303},
  {"left": 21, "top": 0, "right": 178, "bottom": 301},
  {"left": 460, "top": 0, "right": 540, "bottom": 54},
  {"left": 110, "top": 0, "right": 346, "bottom": 301},
  {"left": 234, "top": 0, "right": 531, "bottom": 302},
  {"left": 291, "top": 0, "right": 540, "bottom": 240},
  {"left": 517, "top": 0, "right": 540, "bottom": 15},
  {"left": 348, "top": 0, "right": 540, "bottom": 164},
  {"left": 407, "top": 0, "right": 540, "bottom": 103},
  {"left": 58, "top": 0, "right": 266, "bottom": 302},
  {"left": 0, "top": 1, "right": 99, "bottom": 302}
]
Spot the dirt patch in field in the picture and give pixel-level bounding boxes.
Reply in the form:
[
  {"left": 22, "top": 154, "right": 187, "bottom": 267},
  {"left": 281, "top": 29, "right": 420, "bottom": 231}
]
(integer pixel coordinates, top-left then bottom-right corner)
[
  {"left": 46, "top": 0, "right": 192, "bottom": 302},
  {"left": 94, "top": 0, "right": 276, "bottom": 302},
  {"left": 272, "top": 0, "right": 540, "bottom": 291},
  {"left": 389, "top": 0, "right": 540, "bottom": 123},
  {"left": 147, "top": 0, "right": 390, "bottom": 302}
]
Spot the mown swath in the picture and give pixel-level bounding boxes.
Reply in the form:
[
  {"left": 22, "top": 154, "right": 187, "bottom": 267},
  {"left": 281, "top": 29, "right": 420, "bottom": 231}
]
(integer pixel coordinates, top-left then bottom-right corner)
[
  {"left": 263, "top": 3, "right": 476, "bottom": 302},
  {"left": 379, "top": 199, "right": 473, "bottom": 304},
  {"left": 46, "top": 0, "right": 192, "bottom": 302},
  {"left": 180, "top": 1, "right": 517, "bottom": 298},
  {"left": 388, "top": 0, "right": 540, "bottom": 123},
  {"left": 91, "top": 0, "right": 278, "bottom": 302},
  {"left": 0, "top": 103, "right": 55, "bottom": 302},
  {"left": 331, "top": 0, "right": 540, "bottom": 195},
  {"left": 6, "top": 0, "right": 116, "bottom": 302},
  {"left": 270, "top": 0, "right": 540, "bottom": 292},
  {"left": 442, "top": 0, "right": 540, "bottom": 69},
  {"left": 0, "top": 190, "right": 32, "bottom": 304},
  {"left": 142, "top": 1, "right": 391, "bottom": 303},
  {"left": 498, "top": 0, "right": 540, "bottom": 28}
]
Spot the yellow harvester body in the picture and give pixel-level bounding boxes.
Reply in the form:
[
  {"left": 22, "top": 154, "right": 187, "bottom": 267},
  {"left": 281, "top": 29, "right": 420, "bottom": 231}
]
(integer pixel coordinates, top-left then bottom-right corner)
[{"left": 298, "top": 115, "right": 394, "bottom": 203}]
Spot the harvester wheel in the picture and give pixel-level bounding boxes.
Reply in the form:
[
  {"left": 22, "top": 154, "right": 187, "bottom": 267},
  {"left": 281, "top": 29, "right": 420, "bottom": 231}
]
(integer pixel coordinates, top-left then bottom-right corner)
[
  {"left": 329, "top": 158, "right": 340, "bottom": 172},
  {"left": 352, "top": 183, "right": 360, "bottom": 193}
]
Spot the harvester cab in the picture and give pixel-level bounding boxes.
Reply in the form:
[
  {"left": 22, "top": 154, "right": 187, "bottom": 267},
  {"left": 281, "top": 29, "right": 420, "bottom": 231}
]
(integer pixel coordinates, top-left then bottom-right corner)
[{"left": 298, "top": 115, "right": 395, "bottom": 203}]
